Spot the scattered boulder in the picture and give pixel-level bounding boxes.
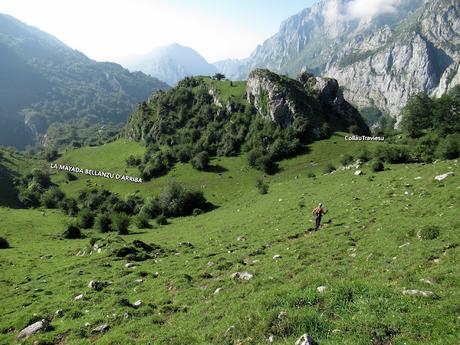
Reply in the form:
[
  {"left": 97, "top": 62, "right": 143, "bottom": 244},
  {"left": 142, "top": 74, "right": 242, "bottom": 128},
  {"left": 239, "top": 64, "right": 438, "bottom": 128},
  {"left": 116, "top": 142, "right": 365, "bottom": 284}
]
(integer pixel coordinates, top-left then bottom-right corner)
[
  {"left": 17, "top": 319, "right": 49, "bottom": 340},
  {"left": 207, "top": 261, "right": 215, "bottom": 267},
  {"left": 231, "top": 271, "right": 254, "bottom": 281},
  {"left": 295, "top": 333, "right": 316, "bottom": 345},
  {"left": 178, "top": 241, "right": 194, "bottom": 248},
  {"left": 354, "top": 170, "right": 363, "bottom": 176},
  {"left": 55, "top": 309, "right": 64, "bottom": 318},
  {"left": 92, "top": 324, "right": 110, "bottom": 333},
  {"left": 74, "top": 294, "right": 85, "bottom": 301},
  {"left": 316, "top": 286, "right": 327, "bottom": 293},
  {"left": 125, "top": 263, "right": 137, "bottom": 268},
  {"left": 273, "top": 254, "right": 282, "bottom": 260},
  {"left": 237, "top": 235, "right": 246, "bottom": 242},
  {"left": 88, "top": 280, "right": 108, "bottom": 291},
  {"left": 403, "top": 289, "right": 434, "bottom": 297},
  {"left": 268, "top": 334, "right": 275, "bottom": 343},
  {"left": 214, "top": 287, "right": 223, "bottom": 295},
  {"left": 434, "top": 172, "right": 454, "bottom": 181},
  {"left": 420, "top": 278, "right": 433, "bottom": 285},
  {"left": 132, "top": 300, "right": 142, "bottom": 308}
]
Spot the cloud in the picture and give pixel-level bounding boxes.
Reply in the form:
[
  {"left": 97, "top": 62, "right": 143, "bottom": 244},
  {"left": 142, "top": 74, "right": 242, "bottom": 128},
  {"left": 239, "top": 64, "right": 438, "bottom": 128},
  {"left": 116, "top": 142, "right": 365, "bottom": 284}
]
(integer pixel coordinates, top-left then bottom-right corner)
[
  {"left": 347, "top": 0, "right": 400, "bottom": 20},
  {"left": 323, "top": 0, "right": 402, "bottom": 24}
]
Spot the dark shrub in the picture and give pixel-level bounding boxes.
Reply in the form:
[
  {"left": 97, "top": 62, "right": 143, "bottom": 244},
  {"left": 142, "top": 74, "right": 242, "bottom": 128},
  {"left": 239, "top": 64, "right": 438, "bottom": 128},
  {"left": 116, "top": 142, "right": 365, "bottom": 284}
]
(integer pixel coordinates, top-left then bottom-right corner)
[
  {"left": 374, "top": 145, "right": 412, "bottom": 164},
  {"left": 418, "top": 226, "right": 440, "bottom": 240},
  {"left": 42, "top": 187, "right": 65, "bottom": 208},
  {"left": 18, "top": 186, "right": 42, "bottom": 208},
  {"left": 323, "top": 163, "right": 336, "bottom": 174},
  {"left": 60, "top": 198, "right": 79, "bottom": 216},
  {"left": 126, "top": 155, "right": 141, "bottom": 167},
  {"left": 30, "top": 169, "right": 51, "bottom": 188},
  {"left": 191, "top": 151, "right": 210, "bottom": 171},
  {"left": 156, "top": 215, "right": 168, "bottom": 225},
  {"left": 0, "top": 237, "right": 10, "bottom": 249},
  {"left": 78, "top": 208, "right": 94, "bottom": 229},
  {"left": 355, "top": 147, "right": 371, "bottom": 162},
  {"left": 63, "top": 224, "right": 82, "bottom": 239},
  {"left": 412, "top": 135, "right": 438, "bottom": 163},
  {"left": 112, "top": 213, "right": 130, "bottom": 235},
  {"left": 256, "top": 178, "right": 269, "bottom": 194},
  {"left": 125, "top": 194, "right": 144, "bottom": 215},
  {"left": 141, "top": 197, "right": 162, "bottom": 218},
  {"left": 44, "top": 148, "right": 59, "bottom": 162},
  {"left": 371, "top": 160, "right": 384, "bottom": 172},
  {"left": 255, "top": 155, "right": 279, "bottom": 175},
  {"left": 134, "top": 213, "right": 150, "bottom": 228},
  {"left": 436, "top": 134, "right": 460, "bottom": 160},
  {"left": 158, "top": 181, "right": 207, "bottom": 217},
  {"left": 340, "top": 154, "right": 354, "bottom": 166},
  {"left": 247, "top": 149, "right": 263, "bottom": 167},
  {"left": 96, "top": 213, "right": 112, "bottom": 233},
  {"left": 307, "top": 172, "right": 316, "bottom": 178}
]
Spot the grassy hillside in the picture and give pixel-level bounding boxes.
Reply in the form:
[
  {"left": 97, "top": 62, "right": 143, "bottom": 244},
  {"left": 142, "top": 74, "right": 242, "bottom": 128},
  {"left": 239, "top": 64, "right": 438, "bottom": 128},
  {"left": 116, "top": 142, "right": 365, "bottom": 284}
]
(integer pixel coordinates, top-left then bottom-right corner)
[{"left": 0, "top": 135, "right": 459, "bottom": 344}]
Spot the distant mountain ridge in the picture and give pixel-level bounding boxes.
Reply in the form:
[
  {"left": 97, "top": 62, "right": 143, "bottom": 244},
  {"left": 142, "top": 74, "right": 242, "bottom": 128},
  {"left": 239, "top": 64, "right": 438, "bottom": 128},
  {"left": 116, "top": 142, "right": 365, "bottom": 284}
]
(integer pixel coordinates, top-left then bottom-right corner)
[
  {"left": 0, "top": 13, "right": 168, "bottom": 149},
  {"left": 215, "top": 0, "right": 460, "bottom": 124},
  {"left": 122, "top": 44, "right": 217, "bottom": 85}
]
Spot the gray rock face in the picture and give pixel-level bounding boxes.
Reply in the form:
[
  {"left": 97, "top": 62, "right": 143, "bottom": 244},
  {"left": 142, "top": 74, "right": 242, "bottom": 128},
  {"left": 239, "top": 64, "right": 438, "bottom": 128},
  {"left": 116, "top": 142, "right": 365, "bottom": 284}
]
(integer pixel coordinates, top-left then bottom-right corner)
[
  {"left": 92, "top": 324, "right": 110, "bottom": 333},
  {"left": 226, "top": 0, "right": 459, "bottom": 123},
  {"left": 403, "top": 289, "right": 434, "bottom": 297},
  {"left": 17, "top": 319, "right": 48, "bottom": 340},
  {"left": 246, "top": 69, "right": 370, "bottom": 135}
]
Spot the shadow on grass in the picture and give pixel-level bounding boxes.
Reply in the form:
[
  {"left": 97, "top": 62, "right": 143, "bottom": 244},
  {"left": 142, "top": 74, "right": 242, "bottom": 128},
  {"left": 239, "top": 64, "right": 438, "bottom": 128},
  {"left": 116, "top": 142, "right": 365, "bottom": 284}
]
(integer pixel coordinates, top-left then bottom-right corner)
[{"left": 204, "top": 164, "right": 228, "bottom": 173}]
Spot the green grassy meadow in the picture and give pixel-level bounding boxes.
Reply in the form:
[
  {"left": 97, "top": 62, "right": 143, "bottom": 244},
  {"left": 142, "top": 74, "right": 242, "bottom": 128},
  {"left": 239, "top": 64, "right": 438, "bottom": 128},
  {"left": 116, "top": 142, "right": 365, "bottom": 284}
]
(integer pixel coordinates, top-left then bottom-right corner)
[{"left": 1, "top": 134, "right": 459, "bottom": 344}]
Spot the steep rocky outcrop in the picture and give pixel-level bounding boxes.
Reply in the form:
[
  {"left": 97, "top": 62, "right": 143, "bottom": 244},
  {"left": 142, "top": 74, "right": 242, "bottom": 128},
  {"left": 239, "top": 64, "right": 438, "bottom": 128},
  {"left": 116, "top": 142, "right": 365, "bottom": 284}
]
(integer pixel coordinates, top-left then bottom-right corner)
[
  {"left": 246, "top": 69, "right": 370, "bottom": 135},
  {"left": 221, "top": 0, "right": 459, "bottom": 124}
]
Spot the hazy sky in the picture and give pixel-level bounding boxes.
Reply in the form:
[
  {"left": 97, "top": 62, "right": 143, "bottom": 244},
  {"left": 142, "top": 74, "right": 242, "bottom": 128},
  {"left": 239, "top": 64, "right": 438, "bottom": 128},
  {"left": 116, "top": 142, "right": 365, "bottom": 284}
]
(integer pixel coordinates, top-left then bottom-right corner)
[{"left": 0, "top": 0, "right": 319, "bottom": 63}]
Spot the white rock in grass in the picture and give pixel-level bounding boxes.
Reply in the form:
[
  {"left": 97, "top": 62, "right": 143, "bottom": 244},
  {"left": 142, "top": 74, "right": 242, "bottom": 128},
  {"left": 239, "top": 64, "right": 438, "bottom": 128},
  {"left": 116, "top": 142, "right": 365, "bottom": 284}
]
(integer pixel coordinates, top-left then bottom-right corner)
[
  {"left": 92, "top": 324, "right": 110, "bottom": 333},
  {"left": 55, "top": 309, "right": 64, "bottom": 317},
  {"left": 17, "top": 319, "right": 48, "bottom": 340},
  {"left": 268, "top": 334, "right": 275, "bottom": 343},
  {"left": 214, "top": 287, "right": 223, "bottom": 295},
  {"left": 132, "top": 300, "right": 142, "bottom": 308},
  {"left": 231, "top": 271, "right": 253, "bottom": 281},
  {"left": 295, "top": 333, "right": 316, "bottom": 345},
  {"left": 354, "top": 170, "right": 363, "bottom": 176},
  {"left": 273, "top": 254, "right": 282, "bottom": 260},
  {"left": 74, "top": 294, "right": 85, "bottom": 301},
  {"left": 434, "top": 172, "right": 454, "bottom": 181},
  {"left": 237, "top": 235, "right": 246, "bottom": 241},
  {"left": 316, "top": 286, "right": 327, "bottom": 293},
  {"left": 420, "top": 278, "right": 433, "bottom": 285},
  {"left": 403, "top": 289, "right": 434, "bottom": 297},
  {"left": 125, "top": 263, "right": 137, "bottom": 268}
]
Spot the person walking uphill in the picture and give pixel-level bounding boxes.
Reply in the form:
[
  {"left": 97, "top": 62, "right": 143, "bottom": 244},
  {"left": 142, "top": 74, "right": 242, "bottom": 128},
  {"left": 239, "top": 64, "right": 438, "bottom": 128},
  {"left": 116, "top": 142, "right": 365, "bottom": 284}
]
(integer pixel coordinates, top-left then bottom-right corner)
[{"left": 312, "top": 203, "right": 327, "bottom": 231}]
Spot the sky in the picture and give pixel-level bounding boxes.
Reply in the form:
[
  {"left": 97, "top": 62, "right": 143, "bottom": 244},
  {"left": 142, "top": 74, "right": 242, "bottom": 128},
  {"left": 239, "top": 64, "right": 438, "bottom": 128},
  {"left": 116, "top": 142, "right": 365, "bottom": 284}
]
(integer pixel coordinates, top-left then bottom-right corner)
[{"left": 0, "top": 0, "right": 319, "bottom": 63}]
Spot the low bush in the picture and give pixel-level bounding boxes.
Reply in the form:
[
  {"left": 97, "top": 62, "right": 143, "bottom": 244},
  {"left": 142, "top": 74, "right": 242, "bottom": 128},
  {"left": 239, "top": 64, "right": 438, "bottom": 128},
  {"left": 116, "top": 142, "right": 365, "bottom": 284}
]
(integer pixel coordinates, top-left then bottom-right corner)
[
  {"left": 256, "top": 178, "right": 269, "bottom": 194},
  {"left": 112, "top": 213, "right": 130, "bottom": 235},
  {"left": 78, "top": 208, "right": 94, "bottom": 229},
  {"left": 374, "top": 145, "right": 412, "bottom": 164},
  {"left": 0, "top": 237, "right": 10, "bottom": 249},
  {"left": 418, "top": 226, "right": 440, "bottom": 240},
  {"left": 63, "top": 224, "right": 82, "bottom": 239},
  {"left": 158, "top": 181, "right": 207, "bottom": 217},
  {"left": 371, "top": 160, "right": 384, "bottom": 172},
  {"left": 96, "top": 213, "right": 113, "bottom": 233},
  {"left": 156, "top": 215, "right": 168, "bottom": 225},
  {"left": 134, "top": 213, "right": 151, "bottom": 228},
  {"left": 191, "top": 151, "right": 210, "bottom": 170},
  {"left": 436, "top": 134, "right": 460, "bottom": 160}
]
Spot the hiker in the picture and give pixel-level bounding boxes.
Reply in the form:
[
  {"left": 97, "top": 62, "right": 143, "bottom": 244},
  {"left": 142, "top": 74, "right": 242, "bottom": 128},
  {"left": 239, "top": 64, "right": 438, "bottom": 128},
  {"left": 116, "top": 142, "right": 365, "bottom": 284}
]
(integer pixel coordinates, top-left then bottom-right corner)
[{"left": 312, "top": 203, "right": 327, "bottom": 231}]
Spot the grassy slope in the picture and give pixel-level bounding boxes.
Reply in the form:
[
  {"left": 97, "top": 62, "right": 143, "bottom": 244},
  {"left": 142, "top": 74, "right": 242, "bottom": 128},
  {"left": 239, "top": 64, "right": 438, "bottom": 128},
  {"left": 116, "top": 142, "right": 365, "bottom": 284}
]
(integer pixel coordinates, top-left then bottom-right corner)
[{"left": 0, "top": 134, "right": 459, "bottom": 345}]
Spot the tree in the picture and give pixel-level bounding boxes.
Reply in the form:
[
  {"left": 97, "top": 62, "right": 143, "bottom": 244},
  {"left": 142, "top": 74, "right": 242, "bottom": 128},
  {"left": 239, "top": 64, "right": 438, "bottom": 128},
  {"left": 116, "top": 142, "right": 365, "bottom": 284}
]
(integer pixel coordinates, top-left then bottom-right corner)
[
  {"left": 400, "top": 93, "right": 434, "bottom": 137},
  {"left": 191, "top": 151, "right": 209, "bottom": 170},
  {"left": 213, "top": 73, "right": 225, "bottom": 81}
]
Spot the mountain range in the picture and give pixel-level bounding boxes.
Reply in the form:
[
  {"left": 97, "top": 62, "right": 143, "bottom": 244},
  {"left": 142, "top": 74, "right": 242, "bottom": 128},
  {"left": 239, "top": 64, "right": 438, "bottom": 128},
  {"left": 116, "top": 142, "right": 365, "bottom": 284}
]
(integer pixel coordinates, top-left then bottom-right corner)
[
  {"left": 0, "top": 14, "right": 168, "bottom": 149},
  {"left": 214, "top": 0, "right": 460, "bottom": 124},
  {"left": 121, "top": 44, "right": 217, "bottom": 86}
]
